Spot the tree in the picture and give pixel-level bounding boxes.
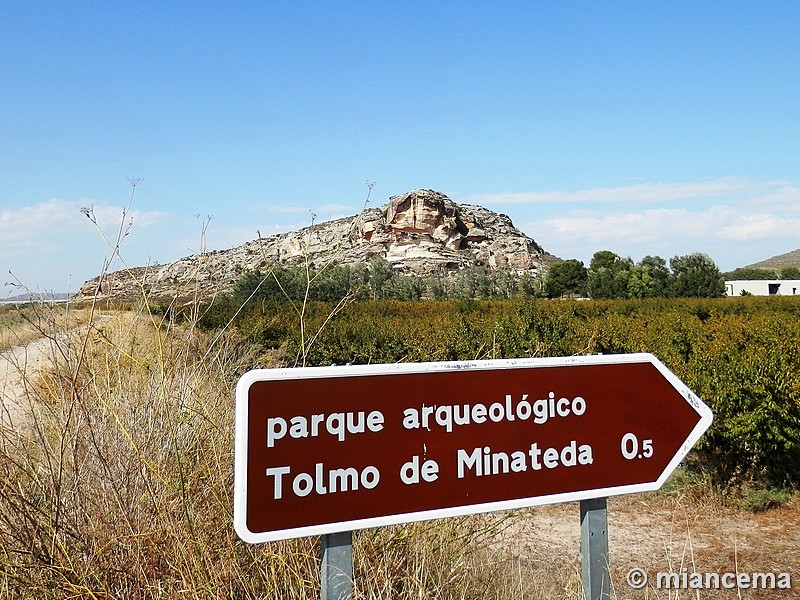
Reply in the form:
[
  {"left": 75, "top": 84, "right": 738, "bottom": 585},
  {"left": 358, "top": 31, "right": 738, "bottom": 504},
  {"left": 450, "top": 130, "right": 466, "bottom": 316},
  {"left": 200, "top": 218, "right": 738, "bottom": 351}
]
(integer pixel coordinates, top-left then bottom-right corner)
[
  {"left": 426, "top": 271, "right": 449, "bottom": 300},
  {"left": 639, "top": 255, "right": 670, "bottom": 297},
  {"left": 626, "top": 258, "right": 665, "bottom": 299},
  {"left": 456, "top": 267, "right": 495, "bottom": 299},
  {"left": 311, "top": 265, "right": 358, "bottom": 302},
  {"left": 231, "top": 268, "right": 294, "bottom": 305},
  {"left": 780, "top": 266, "right": 800, "bottom": 280},
  {"left": 587, "top": 251, "right": 632, "bottom": 299},
  {"left": 367, "top": 258, "right": 395, "bottom": 299},
  {"left": 519, "top": 273, "right": 545, "bottom": 297},
  {"left": 626, "top": 265, "right": 656, "bottom": 299},
  {"left": 589, "top": 250, "right": 621, "bottom": 271},
  {"left": 722, "top": 267, "right": 777, "bottom": 280},
  {"left": 544, "top": 259, "right": 588, "bottom": 298},
  {"left": 668, "top": 253, "right": 726, "bottom": 298},
  {"left": 381, "top": 276, "right": 423, "bottom": 300}
]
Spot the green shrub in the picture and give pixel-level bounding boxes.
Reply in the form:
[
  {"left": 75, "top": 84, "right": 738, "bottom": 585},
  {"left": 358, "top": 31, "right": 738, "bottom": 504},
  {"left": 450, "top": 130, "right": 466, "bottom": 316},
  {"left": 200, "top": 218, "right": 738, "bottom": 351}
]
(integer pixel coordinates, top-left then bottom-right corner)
[{"left": 220, "top": 292, "right": 800, "bottom": 488}]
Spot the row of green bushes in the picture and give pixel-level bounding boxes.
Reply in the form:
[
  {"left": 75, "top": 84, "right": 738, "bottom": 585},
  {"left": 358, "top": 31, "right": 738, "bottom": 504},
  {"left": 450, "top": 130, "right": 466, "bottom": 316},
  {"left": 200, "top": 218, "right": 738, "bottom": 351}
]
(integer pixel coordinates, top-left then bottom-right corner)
[
  {"left": 207, "top": 262, "right": 543, "bottom": 309},
  {"left": 550, "top": 251, "right": 729, "bottom": 299},
  {"left": 197, "top": 294, "right": 800, "bottom": 489},
  {"left": 205, "top": 251, "right": 746, "bottom": 308}
]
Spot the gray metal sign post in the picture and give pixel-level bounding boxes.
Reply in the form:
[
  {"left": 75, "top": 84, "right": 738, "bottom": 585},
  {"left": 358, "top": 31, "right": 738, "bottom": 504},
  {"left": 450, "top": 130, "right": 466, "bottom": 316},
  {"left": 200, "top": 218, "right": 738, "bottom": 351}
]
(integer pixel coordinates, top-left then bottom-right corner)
[
  {"left": 320, "top": 531, "right": 353, "bottom": 600},
  {"left": 580, "top": 497, "right": 610, "bottom": 600}
]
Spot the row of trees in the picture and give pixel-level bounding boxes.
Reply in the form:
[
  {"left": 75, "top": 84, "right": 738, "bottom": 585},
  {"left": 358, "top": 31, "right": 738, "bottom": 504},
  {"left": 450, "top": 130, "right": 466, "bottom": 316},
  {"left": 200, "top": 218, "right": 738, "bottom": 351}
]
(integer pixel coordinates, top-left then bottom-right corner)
[
  {"left": 722, "top": 266, "right": 800, "bottom": 280},
  {"left": 544, "top": 251, "right": 728, "bottom": 299},
  {"left": 221, "top": 260, "right": 540, "bottom": 309},
  {"left": 216, "top": 250, "right": 784, "bottom": 313}
]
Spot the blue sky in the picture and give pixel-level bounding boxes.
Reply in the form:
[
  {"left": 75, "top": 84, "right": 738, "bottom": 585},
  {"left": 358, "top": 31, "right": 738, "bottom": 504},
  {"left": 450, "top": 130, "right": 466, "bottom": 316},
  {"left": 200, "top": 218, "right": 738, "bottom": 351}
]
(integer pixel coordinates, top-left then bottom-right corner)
[{"left": 2, "top": 2, "right": 799, "bottom": 295}]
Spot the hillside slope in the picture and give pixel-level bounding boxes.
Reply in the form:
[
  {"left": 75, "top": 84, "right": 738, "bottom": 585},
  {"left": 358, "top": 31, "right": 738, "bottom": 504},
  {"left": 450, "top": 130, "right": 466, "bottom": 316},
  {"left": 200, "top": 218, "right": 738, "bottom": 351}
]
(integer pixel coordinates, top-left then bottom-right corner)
[
  {"left": 76, "top": 189, "right": 559, "bottom": 302},
  {"left": 746, "top": 248, "right": 800, "bottom": 271}
]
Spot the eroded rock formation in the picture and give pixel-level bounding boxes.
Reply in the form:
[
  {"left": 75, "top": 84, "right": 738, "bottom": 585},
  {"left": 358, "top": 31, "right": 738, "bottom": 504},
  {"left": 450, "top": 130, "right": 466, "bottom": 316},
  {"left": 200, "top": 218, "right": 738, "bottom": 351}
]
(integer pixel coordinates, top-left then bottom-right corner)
[{"left": 76, "top": 189, "right": 558, "bottom": 302}]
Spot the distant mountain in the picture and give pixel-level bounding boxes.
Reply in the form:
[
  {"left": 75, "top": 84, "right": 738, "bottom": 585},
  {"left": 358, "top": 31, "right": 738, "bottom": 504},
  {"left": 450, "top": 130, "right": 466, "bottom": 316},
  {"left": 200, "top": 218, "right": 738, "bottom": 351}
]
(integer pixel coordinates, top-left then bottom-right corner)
[
  {"left": 75, "top": 189, "right": 560, "bottom": 303},
  {"left": 1, "top": 292, "right": 72, "bottom": 304},
  {"left": 745, "top": 249, "right": 800, "bottom": 271}
]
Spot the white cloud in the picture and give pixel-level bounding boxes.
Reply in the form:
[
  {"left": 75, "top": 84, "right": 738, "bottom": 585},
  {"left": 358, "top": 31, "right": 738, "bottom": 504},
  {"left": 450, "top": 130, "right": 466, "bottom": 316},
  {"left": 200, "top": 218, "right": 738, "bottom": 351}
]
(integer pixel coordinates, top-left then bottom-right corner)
[
  {"left": 719, "top": 214, "right": 800, "bottom": 241},
  {"left": 0, "top": 199, "right": 168, "bottom": 247},
  {"left": 87, "top": 204, "right": 169, "bottom": 230},
  {"left": 467, "top": 178, "right": 765, "bottom": 206},
  {"left": 532, "top": 203, "right": 800, "bottom": 246},
  {"left": 463, "top": 178, "right": 800, "bottom": 270},
  {"left": 316, "top": 203, "right": 353, "bottom": 214},
  {"left": 1, "top": 199, "right": 170, "bottom": 291},
  {"left": 743, "top": 183, "right": 800, "bottom": 212},
  {"left": 523, "top": 199, "right": 800, "bottom": 269},
  {"left": 253, "top": 202, "right": 354, "bottom": 216},
  {"left": 1, "top": 200, "right": 75, "bottom": 248}
]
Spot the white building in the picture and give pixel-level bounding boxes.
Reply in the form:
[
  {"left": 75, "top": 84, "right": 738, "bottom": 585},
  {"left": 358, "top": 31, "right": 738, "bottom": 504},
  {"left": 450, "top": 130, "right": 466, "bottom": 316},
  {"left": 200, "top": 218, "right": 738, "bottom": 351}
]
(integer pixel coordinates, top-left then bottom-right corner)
[{"left": 725, "top": 280, "right": 800, "bottom": 296}]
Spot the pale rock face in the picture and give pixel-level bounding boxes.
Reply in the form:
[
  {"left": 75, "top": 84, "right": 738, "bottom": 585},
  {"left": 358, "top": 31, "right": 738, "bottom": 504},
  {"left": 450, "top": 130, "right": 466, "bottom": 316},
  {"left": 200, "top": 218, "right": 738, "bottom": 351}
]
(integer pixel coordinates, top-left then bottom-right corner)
[{"left": 76, "top": 189, "right": 558, "bottom": 301}]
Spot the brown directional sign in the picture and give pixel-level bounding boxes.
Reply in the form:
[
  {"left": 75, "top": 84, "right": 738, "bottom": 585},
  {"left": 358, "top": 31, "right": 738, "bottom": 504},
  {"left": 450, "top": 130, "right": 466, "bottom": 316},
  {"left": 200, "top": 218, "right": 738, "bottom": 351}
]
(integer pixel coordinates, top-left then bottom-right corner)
[{"left": 233, "top": 353, "right": 712, "bottom": 543}]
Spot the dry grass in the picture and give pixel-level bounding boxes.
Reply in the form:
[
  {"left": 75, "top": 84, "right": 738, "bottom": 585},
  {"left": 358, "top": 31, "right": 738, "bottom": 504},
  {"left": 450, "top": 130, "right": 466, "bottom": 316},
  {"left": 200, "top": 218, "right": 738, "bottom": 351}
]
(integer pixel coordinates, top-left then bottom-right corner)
[
  {"left": 607, "top": 489, "right": 800, "bottom": 599},
  {"left": 0, "top": 302, "right": 557, "bottom": 599},
  {"left": 502, "top": 485, "right": 800, "bottom": 600},
  {"left": 0, "top": 302, "right": 265, "bottom": 598},
  {"left": 0, "top": 305, "right": 98, "bottom": 352}
]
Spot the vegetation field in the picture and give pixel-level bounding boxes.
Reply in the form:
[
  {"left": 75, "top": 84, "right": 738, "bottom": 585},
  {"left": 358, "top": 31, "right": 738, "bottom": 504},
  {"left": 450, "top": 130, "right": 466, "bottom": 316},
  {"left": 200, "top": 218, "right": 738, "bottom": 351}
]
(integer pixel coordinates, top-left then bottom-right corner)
[
  {"left": 204, "top": 293, "right": 800, "bottom": 488},
  {"left": 0, "top": 293, "right": 798, "bottom": 598}
]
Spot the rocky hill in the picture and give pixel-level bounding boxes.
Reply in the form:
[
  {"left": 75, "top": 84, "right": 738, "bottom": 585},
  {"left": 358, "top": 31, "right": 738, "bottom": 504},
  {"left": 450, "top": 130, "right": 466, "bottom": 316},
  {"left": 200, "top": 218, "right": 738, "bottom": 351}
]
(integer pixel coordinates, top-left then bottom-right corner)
[{"left": 76, "top": 189, "right": 559, "bottom": 303}]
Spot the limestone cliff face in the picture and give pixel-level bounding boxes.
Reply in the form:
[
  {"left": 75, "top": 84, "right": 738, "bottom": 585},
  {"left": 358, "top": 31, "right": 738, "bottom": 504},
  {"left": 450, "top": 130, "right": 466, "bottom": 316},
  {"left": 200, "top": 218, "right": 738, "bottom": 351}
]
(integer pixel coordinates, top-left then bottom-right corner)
[{"left": 76, "top": 189, "right": 558, "bottom": 302}]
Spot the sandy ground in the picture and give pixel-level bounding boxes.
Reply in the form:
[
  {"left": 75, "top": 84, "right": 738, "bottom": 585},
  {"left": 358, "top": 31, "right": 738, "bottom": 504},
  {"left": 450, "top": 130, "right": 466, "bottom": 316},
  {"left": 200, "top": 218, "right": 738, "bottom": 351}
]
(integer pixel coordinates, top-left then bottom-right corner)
[
  {"left": 0, "top": 332, "right": 61, "bottom": 431},
  {"left": 506, "top": 494, "right": 800, "bottom": 599},
  {"left": 0, "top": 315, "right": 108, "bottom": 432}
]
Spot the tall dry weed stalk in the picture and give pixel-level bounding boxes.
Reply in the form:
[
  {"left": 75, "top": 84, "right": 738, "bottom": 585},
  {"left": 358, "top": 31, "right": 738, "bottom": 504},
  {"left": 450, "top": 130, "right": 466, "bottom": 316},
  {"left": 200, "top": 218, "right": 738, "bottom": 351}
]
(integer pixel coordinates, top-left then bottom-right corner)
[
  {"left": 0, "top": 341, "right": 609, "bottom": 598},
  {"left": 0, "top": 181, "right": 580, "bottom": 598},
  {"left": 0, "top": 300, "right": 281, "bottom": 597},
  {"left": 251, "top": 180, "right": 377, "bottom": 367}
]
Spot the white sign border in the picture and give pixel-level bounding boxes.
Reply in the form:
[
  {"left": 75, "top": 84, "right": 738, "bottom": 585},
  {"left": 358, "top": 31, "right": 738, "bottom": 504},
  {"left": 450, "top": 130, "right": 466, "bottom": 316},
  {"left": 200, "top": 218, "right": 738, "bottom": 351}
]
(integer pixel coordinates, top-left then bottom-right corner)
[{"left": 233, "top": 352, "right": 713, "bottom": 544}]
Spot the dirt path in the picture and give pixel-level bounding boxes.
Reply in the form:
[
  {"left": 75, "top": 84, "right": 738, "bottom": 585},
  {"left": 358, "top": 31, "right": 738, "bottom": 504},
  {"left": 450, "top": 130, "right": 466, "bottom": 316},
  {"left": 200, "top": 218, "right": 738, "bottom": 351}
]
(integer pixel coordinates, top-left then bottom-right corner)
[
  {"left": 0, "top": 315, "right": 111, "bottom": 432},
  {"left": 0, "top": 333, "right": 62, "bottom": 431}
]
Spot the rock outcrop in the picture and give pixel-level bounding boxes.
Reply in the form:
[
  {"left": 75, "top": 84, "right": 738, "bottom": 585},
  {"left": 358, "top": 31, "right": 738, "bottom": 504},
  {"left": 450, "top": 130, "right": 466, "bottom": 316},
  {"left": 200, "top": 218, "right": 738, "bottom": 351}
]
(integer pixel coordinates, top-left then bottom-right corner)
[{"left": 76, "top": 189, "right": 558, "bottom": 302}]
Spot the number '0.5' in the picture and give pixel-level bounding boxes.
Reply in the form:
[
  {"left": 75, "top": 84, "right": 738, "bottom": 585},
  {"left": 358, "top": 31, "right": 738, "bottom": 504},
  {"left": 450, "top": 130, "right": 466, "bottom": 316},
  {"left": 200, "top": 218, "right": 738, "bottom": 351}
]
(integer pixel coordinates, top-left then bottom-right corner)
[{"left": 621, "top": 433, "right": 653, "bottom": 460}]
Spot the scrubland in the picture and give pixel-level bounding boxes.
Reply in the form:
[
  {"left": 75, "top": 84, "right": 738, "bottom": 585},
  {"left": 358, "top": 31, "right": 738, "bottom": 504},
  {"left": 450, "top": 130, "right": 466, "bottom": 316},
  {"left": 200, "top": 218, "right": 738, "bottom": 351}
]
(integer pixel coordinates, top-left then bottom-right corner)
[{"left": 1, "top": 294, "right": 798, "bottom": 598}]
